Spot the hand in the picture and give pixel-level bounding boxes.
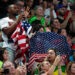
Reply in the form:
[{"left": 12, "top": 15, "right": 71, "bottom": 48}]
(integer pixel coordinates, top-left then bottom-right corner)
[
  {"left": 50, "top": 5, "right": 54, "bottom": 11},
  {"left": 54, "top": 55, "right": 61, "bottom": 66},
  {"left": 24, "top": 10, "right": 29, "bottom": 18},
  {"left": 57, "top": 59, "right": 62, "bottom": 68},
  {"left": 32, "top": 32, "right": 36, "bottom": 36},
  {"left": 16, "top": 13, "right": 26, "bottom": 24},
  {"left": 8, "top": 22, "right": 13, "bottom": 26},
  {"left": 19, "top": 13, "right": 26, "bottom": 19},
  {"left": 22, "top": 65, "right": 27, "bottom": 75},
  {"left": 68, "top": 11, "right": 72, "bottom": 19},
  {"left": 45, "top": 17, "right": 50, "bottom": 25},
  {"left": 17, "top": 65, "right": 27, "bottom": 75},
  {"left": 19, "top": 8, "right": 29, "bottom": 19},
  {"left": 23, "top": 7, "right": 30, "bottom": 18}
]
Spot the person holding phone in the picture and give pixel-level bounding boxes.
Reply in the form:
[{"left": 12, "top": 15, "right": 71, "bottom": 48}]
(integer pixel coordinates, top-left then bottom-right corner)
[
  {"left": 38, "top": 55, "right": 62, "bottom": 75},
  {"left": 3, "top": 61, "right": 27, "bottom": 75},
  {"left": 0, "top": 3, "right": 30, "bottom": 63}
]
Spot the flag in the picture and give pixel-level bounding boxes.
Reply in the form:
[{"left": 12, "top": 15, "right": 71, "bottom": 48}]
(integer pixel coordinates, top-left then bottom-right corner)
[
  {"left": 21, "top": 20, "right": 32, "bottom": 36},
  {"left": 28, "top": 32, "right": 71, "bottom": 71},
  {"left": 11, "top": 21, "right": 30, "bottom": 64},
  {"left": 28, "top": 53, "right": 47, "bottom": 71},
  {"left": 29, "top": 32, "right": 71, "bottom": 55}
]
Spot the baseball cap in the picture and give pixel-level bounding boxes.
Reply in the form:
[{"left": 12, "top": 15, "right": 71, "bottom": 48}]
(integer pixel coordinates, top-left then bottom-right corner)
[{"left": 56, "top": 4, "right": 65, "bottom": 10}]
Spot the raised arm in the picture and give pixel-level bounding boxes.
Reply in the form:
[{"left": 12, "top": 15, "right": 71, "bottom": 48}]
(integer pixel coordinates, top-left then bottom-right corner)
[
  {"left": 61, "top": 11, "right": 72, "bottom": 28},
  {"left": 2, "top": 15, "right": 23, "bottom": 36},
  {"left": 2, "top": 9, "right": 29, "bottom": 36},
  {"left": 16, "top": 65, "right": 27, "bottom": 75},
  {"left": 47, "top": 55, "right": 61, "bottom": 75},
  {"left": 57, "top": 60, "right": 62, "bottom": 75}
]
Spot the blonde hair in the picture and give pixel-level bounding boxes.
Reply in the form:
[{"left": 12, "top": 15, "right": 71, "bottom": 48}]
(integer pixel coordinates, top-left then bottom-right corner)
[{"left": 66, "top": 62, "right": 75, "bottom": 75}]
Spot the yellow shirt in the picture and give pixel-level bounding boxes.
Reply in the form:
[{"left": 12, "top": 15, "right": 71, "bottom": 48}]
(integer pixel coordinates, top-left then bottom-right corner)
[{"left": 53, "top": 70, "right": 65, "bottom": 75}]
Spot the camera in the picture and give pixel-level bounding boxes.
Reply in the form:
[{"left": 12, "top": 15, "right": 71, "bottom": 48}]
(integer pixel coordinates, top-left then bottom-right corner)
[{"left": 1, "top": 68, "right": 9, "bottom": 74}]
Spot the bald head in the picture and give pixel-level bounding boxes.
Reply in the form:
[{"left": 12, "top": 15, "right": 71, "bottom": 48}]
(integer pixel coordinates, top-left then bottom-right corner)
[{"left": 8, "top": 4, "right": 18, "bottom": 16}]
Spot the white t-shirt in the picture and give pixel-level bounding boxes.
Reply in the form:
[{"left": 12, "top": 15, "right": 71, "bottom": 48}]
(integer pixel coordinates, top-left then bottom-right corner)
[
  {"left": 44, "top": 8, "right": 57, "bottom": 19},
  {"left": 0, "top": 17, "right": 15, "bottom": 50}
]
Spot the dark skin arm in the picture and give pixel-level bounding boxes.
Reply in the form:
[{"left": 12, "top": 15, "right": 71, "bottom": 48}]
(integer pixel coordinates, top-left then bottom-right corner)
[
  {"left": 2, "top": 9, "right": 29, "bottom": 36},
  {"left": 2, "top": 15, "right": 23, "bottom": 36},
  {"left": 50, "top": 5, "right": 55, "bottom": 20}
]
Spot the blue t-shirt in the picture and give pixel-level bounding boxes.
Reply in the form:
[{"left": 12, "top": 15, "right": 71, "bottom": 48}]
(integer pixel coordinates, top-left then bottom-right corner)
[{"left": 69, "top": 56, "right": 74, "bottom": 62}]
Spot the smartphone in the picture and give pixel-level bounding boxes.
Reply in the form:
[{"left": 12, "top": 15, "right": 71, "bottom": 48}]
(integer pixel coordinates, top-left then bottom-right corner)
[
  {"left": 21, "top": 9, "right": 24, "bottom": 13},
  {"left": 19, "top": 61, "right": 23, "bottom": 66},
  {"left": 3, "top": 69, "right": 9, "bottom": 74}
]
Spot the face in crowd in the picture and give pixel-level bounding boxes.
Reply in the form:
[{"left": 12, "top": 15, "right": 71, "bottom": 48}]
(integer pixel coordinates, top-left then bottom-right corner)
[
  {"left": 8, "top": 4, "right": 19, "bottom": 16},
  {"left": 3, "top": 61, "right": 16, "bottom": 75},
  {"left": 35, "top": 6, "right": 44, "bottom": 17},
  {"left": 3, "top": 50, "right": 9, "bottom": 61},
  {"left": 52, "top": 19, "right": 61, "bottom": 29},
  {"left": 66, "top": 62, "right": 75, "bottom": 75},
  {"left": 58, "top": 7, "right": 66, "bottom": 16},
  {"left": 62, "top": 0, "right": 68, "bottom": 6},
  {"left": 60, "top": 29, "right": 67, "bottom": 37},
  {"left": 27, "top": 0, "right": 34, "bottom": 8},
  {"left": 47, "top": 48, "right": 56, "bottom": 62},
  {"left": 41, "top": 61, "right": 51, "bottom": 72},
  {"left": 71, "top": 63, "right": 75, "bottom": 74},
  {"left": 16, "top": 1, "right": 24, "bottom": 13},
  {"left": 0, "top": 49, "right": 9, "bottom": 62}
]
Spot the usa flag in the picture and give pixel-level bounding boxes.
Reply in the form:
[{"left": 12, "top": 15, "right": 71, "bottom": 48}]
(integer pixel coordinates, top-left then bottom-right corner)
[
  {"left": 11, "top": 21, "right": 31, "bottom": 64},
  {"left": 28, "top": 32, "right": 71, "bottom": 71},
  {"left": 21, "top": 20, "right": 32, "bottom": 36},
  {"left": 29, "top": 32, "right": 71, "bottom": 55}
]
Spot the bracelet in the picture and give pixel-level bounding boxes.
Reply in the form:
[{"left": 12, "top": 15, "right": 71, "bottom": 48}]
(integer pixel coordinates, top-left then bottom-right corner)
[{"left": 58, "top": 67, "right": 61, "bottom": 69}]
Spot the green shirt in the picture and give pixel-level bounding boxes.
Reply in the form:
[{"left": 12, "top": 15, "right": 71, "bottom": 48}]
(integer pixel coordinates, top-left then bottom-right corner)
[
  {"left": 29, "top": 16, "right": 45, "bottom": 26},
  {"left": 0, "top": 61, "right": 3, "bottom": 68},
  {"left": 29, "top": 16, "right": 46, "bottom": 32}
]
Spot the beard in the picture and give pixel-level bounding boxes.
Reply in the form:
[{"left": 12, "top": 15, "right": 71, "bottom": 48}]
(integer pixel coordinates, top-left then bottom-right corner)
[
  {"left": 59, "top": 12, "right": 65, "bottom": 16},
  {"left": 13, "top": 13, "right": 18, "bottom": 16}
]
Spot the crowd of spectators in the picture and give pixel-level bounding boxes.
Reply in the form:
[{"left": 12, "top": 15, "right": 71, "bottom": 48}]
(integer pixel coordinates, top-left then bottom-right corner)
[{"left": 0, "top": 0, "right": 75, "bottom": 75}]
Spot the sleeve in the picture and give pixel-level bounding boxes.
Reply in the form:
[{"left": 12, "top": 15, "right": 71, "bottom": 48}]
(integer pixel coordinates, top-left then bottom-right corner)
[
  {"left": 0, "top": 19, "right": 9, "bottom": 30},
  {"left": 53, "top": 10, "right": 57, "bottom": 18},
  {"left": 44, "top": 9, "right": 50, "bottom": 17}
]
